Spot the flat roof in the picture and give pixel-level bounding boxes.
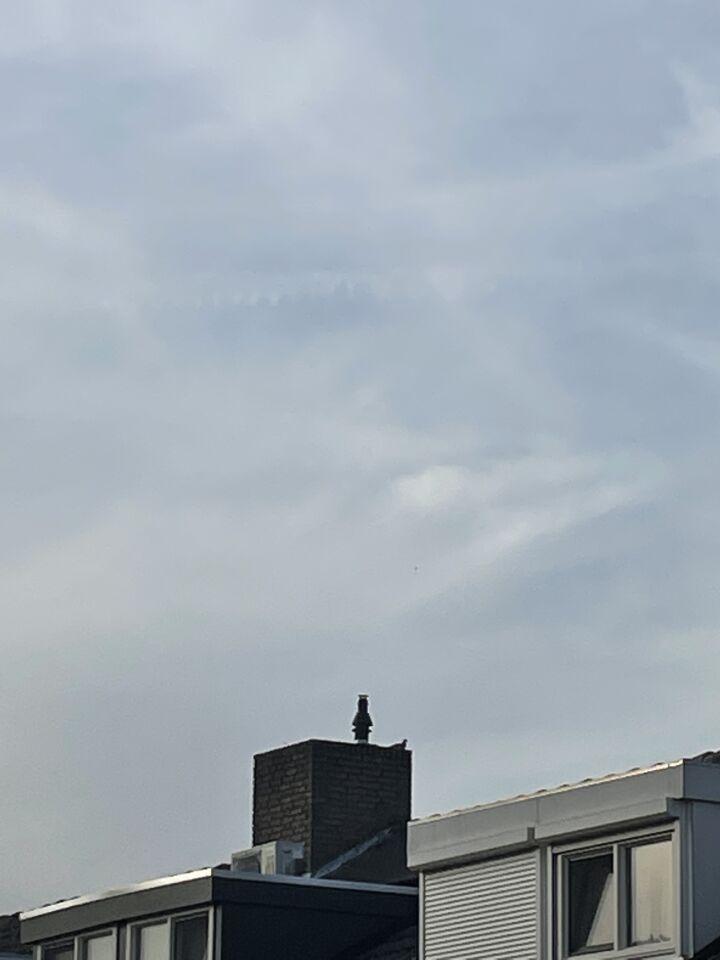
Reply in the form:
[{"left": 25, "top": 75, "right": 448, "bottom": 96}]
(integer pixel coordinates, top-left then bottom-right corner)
[
  {"left": 21, "top": 868, "right": 416, "bottom": 947},
  {"left": 408, "top": 751, "right": 720, "bottom": 872},
  {"left": 21, "top": 868, "right": 413, "bottom": 922},
  {"left": 20, "top": 870, "right": 213, "bottom": 921},
  {"left": 413, "top": 758, "right": 684, "bottom": 825}
]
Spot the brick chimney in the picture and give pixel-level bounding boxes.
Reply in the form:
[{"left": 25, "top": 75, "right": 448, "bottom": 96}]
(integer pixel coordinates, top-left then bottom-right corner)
[{"left": 252, "top": 708, "right": 412, "bottom": 881}]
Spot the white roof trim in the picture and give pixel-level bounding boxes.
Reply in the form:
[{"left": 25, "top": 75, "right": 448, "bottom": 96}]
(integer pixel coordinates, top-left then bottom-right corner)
[
  {"left": 19, "top": 870, "right": 213, "bottom": 920},
  {"left": 412, "top": 759, "right": 684, "bottom": 825}
]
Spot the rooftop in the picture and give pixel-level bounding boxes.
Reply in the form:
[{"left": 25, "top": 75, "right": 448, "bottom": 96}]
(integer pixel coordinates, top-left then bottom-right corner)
[
  {"left": 408, "top": 750, "right": 720, "bottom": 872},
  {"left": 413, "top": 749, "right": 720, "bottom": 825},
  {"left": 20, "top": 866, "right": 415, "bottom": 923},
  {"left": 20, "top": 866, "right": 417, "bottom": 960}
]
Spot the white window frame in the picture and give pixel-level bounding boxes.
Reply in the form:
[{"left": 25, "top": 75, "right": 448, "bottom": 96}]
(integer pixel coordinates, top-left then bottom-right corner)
[
  {"left": 553, "top": 825, "right": 679, "bottom": 960},
  {"left": 77, "top": 929, "right": 118, "bottom": 960},
  {"left": 170, "top": 910, "right": 212, "bottom": 960},
  {"left": 126, "top": 909, "right": 212, "bottom": 960},
  {"left": 127, "top": 918, "right": 170, "bottom": 960},
  {"left": 41, "top": 930, "right": 117, "bottom": 960}
]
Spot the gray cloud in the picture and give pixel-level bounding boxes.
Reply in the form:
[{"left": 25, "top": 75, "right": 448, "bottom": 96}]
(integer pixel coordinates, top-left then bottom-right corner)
[{"left": 2, "top": 0, "right": 720, "bottom": 913}]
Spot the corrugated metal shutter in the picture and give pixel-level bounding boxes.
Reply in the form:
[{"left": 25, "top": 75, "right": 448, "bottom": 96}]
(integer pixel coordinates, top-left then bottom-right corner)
[{"left": 423, "top": 851, "right": 539, "bottom": 960}]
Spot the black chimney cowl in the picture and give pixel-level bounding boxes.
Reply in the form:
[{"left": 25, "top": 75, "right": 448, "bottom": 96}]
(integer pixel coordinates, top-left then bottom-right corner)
[{"left": 352, "top": 694, "right": 373, "bottom": 743}]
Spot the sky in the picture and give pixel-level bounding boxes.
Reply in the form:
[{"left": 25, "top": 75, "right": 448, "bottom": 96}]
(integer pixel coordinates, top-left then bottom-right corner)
[{"left": 2, "top": 0, "right": 720, "bottom": 913}]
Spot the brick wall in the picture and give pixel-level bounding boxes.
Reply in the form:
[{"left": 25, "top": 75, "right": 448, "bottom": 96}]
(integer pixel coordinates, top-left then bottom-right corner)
[
  {"left": 0, "top": 914, "right": 30, "bottom": 954},
  {"left": 253, "top": 739, "right": 412, "bottom": 874},
  {"left": 253, "top": 740, "right": 314, "bottom": 856}
]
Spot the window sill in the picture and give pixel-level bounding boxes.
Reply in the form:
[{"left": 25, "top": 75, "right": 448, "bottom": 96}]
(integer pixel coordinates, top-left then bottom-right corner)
[{"left": 566, "top": 946, "right": 676, "bottom": 960}]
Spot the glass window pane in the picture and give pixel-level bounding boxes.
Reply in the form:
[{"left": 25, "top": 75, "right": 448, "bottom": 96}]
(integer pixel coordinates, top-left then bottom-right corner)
[
  {"left": 83, "top": 936, "right": 114, "bottom": 960},
  {"left": 45, "top": 944, "right": 73, "bottom": 960},
  {"left": 630, "top": 840, "right": 673, "bottom": 946},
  {"left": 568, "top": 853, "right": 615, "bottom": 953},
  {"left": 174, "top": 916, "right": 208, "bottom": 960},
  {"left": 135, "top": 924, "right": 169, "bottom": 960}
]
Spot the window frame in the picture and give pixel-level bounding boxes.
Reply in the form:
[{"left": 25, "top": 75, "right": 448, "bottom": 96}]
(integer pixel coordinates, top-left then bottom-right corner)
[
  {"left": 562, "top": 845, "right": 616, "bottom": 956},
  {"left": 40, "top": 939, "right": 75, "bottom": 960},
  {"left": 41, "top": 930, "right": 117, "bottom": 960},
  {"left": 77, "top": 929, "right": 118, "bottom": 960},
  {"left": 554, "top": 826, "right": 678, "bottom": 960},
  {"left": 126, "top": 909, "right": 212, "bottom": 960},
  {"left": 128, "top": 919, "right": 170, "bottom": 960},
  {"left": 624, "top": 837, "right": 675, "bottom": 950},
  {"left": 170, "top": 911, "right": 211, "bottom": 960},
  {"left": 39, "top": 908, "right": 213, "bottom": 960}
]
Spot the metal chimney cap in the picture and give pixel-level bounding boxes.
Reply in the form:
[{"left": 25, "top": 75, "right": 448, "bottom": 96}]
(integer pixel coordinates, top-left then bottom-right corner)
[{"left": 352, "top": 694, "right": 373, "bottom": 743}]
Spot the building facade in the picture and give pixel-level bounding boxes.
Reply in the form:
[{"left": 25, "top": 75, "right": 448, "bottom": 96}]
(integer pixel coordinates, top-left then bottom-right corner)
[
  {"left": 408, "top": 752, "right": 720, "bottom": 960},
  {"left": 19, "top": 708, "right": 418, "bottom": 960},
  {"left": 20, "top": 869, "right": 416, "bottom": 960}
]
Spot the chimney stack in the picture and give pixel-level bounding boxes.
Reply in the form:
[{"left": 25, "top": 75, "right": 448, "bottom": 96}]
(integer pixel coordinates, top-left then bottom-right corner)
[{"left": 251, "top": 697, "right": 411, "bottom": 882}]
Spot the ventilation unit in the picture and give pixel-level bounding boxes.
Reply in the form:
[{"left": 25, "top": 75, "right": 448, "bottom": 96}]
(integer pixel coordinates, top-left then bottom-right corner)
[{"left": 231, "top": 840, "right": 305, "bottom": 877}]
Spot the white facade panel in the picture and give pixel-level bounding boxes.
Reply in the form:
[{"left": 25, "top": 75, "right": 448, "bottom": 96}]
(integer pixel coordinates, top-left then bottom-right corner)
[{"left": 423, "top": 851, "right": 539, "bottom": 960}]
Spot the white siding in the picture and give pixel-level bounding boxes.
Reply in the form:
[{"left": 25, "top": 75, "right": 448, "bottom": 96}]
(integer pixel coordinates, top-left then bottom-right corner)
[{"left": 423, "top": 851, "right": 539, "bottom": 960}]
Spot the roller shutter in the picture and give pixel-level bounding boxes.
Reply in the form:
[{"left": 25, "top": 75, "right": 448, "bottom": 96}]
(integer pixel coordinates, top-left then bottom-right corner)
[{"left": 423, "top": 851, "right": 539, "bottom": 960}]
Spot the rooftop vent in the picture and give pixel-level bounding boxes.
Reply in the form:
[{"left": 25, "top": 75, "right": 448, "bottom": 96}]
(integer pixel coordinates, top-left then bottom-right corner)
[
  {"left": 352, "top": 694, "right": 373, "bottom": 743},
  {"left": 231, "top": 840, "right": 305, "bottom": 877}
]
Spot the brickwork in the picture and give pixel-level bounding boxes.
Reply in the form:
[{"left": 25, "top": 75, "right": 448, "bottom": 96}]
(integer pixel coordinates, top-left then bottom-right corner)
[
  {"left": 252, "top": 739, "right": 412, "bottom": 874},
  {"left": 0, "top": 914, "right": 30, "bottom": 954},
  {"left": 253, "top": 741, "right": 314, "bottom": 853}
]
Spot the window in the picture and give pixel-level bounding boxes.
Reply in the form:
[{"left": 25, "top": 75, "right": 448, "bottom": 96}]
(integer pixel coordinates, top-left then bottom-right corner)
[
  {"left": 43, "top": 914, "right": 210, "bottom": 960},
  {"left": 80, "top": 934, "right": 115, "bottom": 960},
  {"left": 567, "top": 852, "right": 614, "bottom": 954},
  {"left": 173, "top": 916, "right": 208, "bottom": 960},
  {"left": 558, "top": 835, "right": 674, "bottom": 958},
  {"left": 133, "top": 924, "right": 169, "bottom": 960},
  {"left": 44, "top": 944, "right": 73, "bottom": 960},
  {"left": 628, "top": 841, "right": 673, "bottom": 947},
  {"left": 128, "top": 911, "right": 210, "bottom": 960}
]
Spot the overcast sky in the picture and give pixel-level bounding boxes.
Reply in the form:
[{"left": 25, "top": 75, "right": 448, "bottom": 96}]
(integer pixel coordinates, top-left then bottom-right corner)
[{"left": 3, "top": 0, "right": 720, "bottom": 912}]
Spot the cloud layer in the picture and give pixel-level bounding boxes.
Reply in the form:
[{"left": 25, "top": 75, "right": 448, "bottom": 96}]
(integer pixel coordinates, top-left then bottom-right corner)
[{"left": 3, "top": 0, "right": 720, "bottom": 911}]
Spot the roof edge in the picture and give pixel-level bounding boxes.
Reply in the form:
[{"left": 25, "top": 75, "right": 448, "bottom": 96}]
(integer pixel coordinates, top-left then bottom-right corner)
[
  {"left": 20, "top": 870, "right": 213, "bottom": 922},
  {"left": 412, "top": 759, "right": 686, "bottom": 826},
  {"left": 20, "top": 867, "right": 417, "bottom": 924}
]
